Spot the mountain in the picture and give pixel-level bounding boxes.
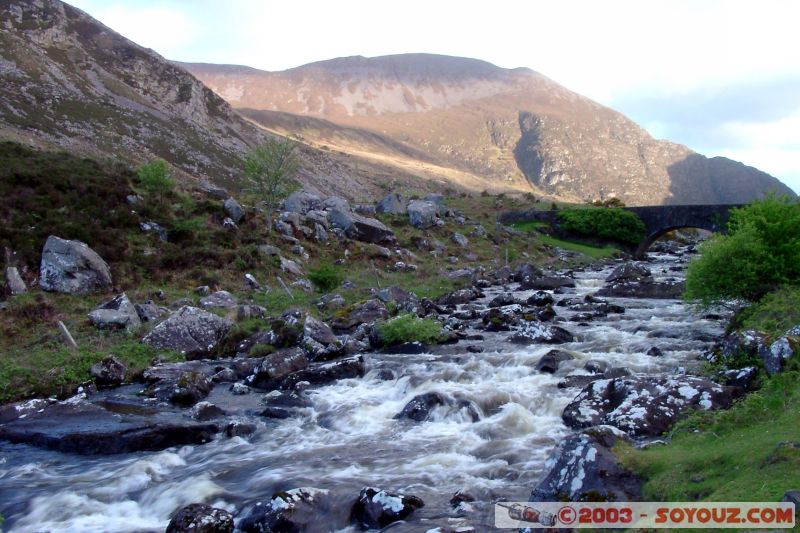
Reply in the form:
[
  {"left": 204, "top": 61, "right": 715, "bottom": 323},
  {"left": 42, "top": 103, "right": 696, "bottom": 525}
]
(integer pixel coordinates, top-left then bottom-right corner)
[{"left": 182, "top": 54, "right": 795, "bottom": 205}]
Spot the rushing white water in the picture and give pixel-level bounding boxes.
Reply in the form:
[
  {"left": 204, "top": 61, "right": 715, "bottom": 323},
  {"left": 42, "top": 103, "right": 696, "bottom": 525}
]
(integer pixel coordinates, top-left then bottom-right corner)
[{"left": 0, "top": 250, "right": 725, "bottom": 532}]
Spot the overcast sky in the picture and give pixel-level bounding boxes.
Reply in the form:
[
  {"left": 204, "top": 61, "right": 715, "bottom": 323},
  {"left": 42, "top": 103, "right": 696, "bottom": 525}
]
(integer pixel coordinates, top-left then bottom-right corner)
[{"left": 68, "top": 0, "right": 800, "bottom": 193}]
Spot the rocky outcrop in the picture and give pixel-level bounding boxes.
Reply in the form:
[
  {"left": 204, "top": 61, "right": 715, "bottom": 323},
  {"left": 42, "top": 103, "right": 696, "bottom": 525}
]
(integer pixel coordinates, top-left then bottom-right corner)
[
  {"left": 238, "top": 487, "right": 332, "bottom": 533},
  {"left": 142, "top": 306, "right": 233, "bottom": 358},
  {"left": 562, "top": 375, "right": 738, "bottom": 437},
  {"left": 87, "top": 293, "right": 141, "bottom": 330},
  {"left": 39, "top": 236, "right": 112, "bottom": 294},
  {"left": 328, "top": 208, "right": 396, "bottom": 244},
  {"left": 350, "top": 487, "right": 424, "bottom": 529},
  {"left": 166, "top": 504, "right": 234, "bottom": 533}
]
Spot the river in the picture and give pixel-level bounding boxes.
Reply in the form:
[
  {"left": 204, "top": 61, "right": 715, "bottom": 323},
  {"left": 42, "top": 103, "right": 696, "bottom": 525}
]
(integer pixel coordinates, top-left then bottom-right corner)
[{"left": 0, "top": 246, "right": 725, "bottom": 532}]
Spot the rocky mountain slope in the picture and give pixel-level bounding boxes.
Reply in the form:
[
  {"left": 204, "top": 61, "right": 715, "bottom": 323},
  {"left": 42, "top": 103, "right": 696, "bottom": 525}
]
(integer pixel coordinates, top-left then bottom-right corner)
[{"left": 183, "top": 54, "right": 795, "bottom": 205}]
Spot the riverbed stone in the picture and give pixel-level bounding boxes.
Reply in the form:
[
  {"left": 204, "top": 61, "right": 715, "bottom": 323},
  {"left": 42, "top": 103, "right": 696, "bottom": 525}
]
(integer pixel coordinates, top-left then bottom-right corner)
[
  {"left": 536, "top": 349, "right": 575, "bottom": 373},
  {"left": 280, "top": 355, "right": 366, "bottom": 390},
  {"left": 166, "top": 503, "right": 233, "bottom": 533},
  {"left": 606, "top": 262, "right": 651, "bottom": 283},
  {"left": 142, "top": 306, "right": 233, "bottom": 358},
  {"left": 596, "top": 280, "right": 684, "bottom": 299},
  {"left": 238, "top": 487, "right": 333, "bottom": 533},
  {"left": 509, "top": 322, "right": 575, "bottom": 345},
  {"left": 246, "top": 348, "right": 310, "bottom": 389},
  {"left": 350, "top": 487, "right": 425, "bottom": 529},
  {"left": 394, "top": 392, "right": 447, "bottom": 422},
  {"left": 39, "top": 236, "right": 112, "bottom": 294},
  {"left": 90, "top": 356, "right": 127, "bottom": 387},
  {"left": 562, "top": 375, "right": 738, "bottom": 437},
  {"left": 519, "top": 275, "right": 576, "bottom": 291}
]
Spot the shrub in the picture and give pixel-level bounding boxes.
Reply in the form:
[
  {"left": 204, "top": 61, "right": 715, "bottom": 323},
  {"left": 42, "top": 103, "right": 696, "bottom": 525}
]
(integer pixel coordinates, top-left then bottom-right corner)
[
  {"left": 243, "top": 138, "right": 299, "bottom": 227},
  {"left": 378, "top": 314, "right": 443, "bottom": 345},
  {"left": 685, "top": 196, "right": 800, "bottom": 308},
  {"left": 557, "top": 207, "right": 645, "bottom": 245},
  {"left": 308, "top": 262, "right": 342, "bottom": 292},
  {"left": 136, "top": 159, "right": 174, "bottom": 204}
]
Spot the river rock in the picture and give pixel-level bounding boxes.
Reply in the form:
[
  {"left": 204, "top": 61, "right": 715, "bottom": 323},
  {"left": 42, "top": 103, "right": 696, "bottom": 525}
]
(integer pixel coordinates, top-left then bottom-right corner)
[
  {"left": 720, "top": 366, "right": 759, "bottom": 390},
  {"left": 376, "top": 192, "right": 406, "bottom": 214},
  {"left": 302, "top": 315, "right": 344, "bottom": 361},
  {"left": 489, "top": 293, "right": 519, "bottom": 308},
  {"left": 260, "top": 390, "right": 313, "bottom": 419},
  {"left": 520, "top": 275, "right": 576, "bottom": 291},
  {"left": 394, "top": 392, "right": 447, "bottom": 422},
  {"left": 247, "top": 348, "right": 310, "bottom": 389},
  {"left": 606, "top": 262, "right": 651, "bottom": 283},
  {"left": 509, "top": 322, "right": 575, "bottom": 345},
  {"left": 284, "top": 190, "right": 322, "bottom": 214},
  {"left": 530, "top": 426, "right": 641, "bottom": 502},
  {"left": 596, "top": 280, "right": 684, "bottom": 299},
  {"left": 191, "top": 401, "right": 225, "bottom": 421},
  {"left": 328, "top": 208, "right": 396, "bottom": 244},
  {"left": 513, "top": 263, "right": 543, "bottom": 285},
  {"left": 90, "top": 356, "right": 127, "bottom": 387},
  {"left": 350, "top": 487, "right": 425, "bottom": 529},
  {"left": 0, "top": 401, "right": 218, "bottom": 455},
  {"left": 536, "top": 349, "right": 574, "bottom": 373},
  {"left": 39, "top": 236, "right": 112, "bottom": 294},
  {"left": 407, "top": 200, "right": 439, "bottom": 229},
  {"left": 331, "top": 299, "right": 388, "bottom": 331},
  {"left": 142, "top": 306, "right": 233, "bottom": 358},
  {"left": 223, "top": 197, "right": 244, "bottom": 224},
  {"left": 562, "top": 375, "right": 738, "bottom": 437},
  {"left": 88, "top": 293, "right": 142, "bottom": 330},
  {"left": 4, "top": 266, "right": 26, "bottom": 295},
  {"left": 166, "top": 503, "right": 234, "bottom": 533},
  {"left": 238, "top": 487, "right": 333, "bottom": 533},
  {"left": 199, "top": 290, "right": 238, "bottom": 309},
  {"left": 437, "top": 288, "right": 481, "bottom": 306},
  {"left": 280, "top": 355, "right": 366, "bottom": 390},
  {"left": 526, "top": 291, "right": 555, "bottom": 307}
]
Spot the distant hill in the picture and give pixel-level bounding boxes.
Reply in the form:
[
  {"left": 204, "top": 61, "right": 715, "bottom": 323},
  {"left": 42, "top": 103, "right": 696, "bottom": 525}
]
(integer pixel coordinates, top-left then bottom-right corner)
[{"left": 182, "top": 54, "right": 796, "bottom": 205}]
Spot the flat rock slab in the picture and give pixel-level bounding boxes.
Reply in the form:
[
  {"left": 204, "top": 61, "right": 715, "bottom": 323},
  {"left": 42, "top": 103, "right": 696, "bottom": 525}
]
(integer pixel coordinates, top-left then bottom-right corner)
[{"left": 0, "top": 400, "right": 219, "bottom": 455}]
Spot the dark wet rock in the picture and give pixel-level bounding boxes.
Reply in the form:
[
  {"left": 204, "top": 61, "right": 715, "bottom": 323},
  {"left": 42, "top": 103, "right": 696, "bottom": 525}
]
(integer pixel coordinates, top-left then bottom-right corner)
[
  {"left": 168, "top": 372, "right": 214, "bottom": 407},
  {"left": 239, "top": 487, "right": 333, "bottom": 533},
  {"left": 467, "top": 345, "right": 484, "bottom": 353},
  {"left": 606, "top": 262, "right": 651, "bottom": 283},
  {"left": 520, "top": 275, "right": 576, "bottom": 291},
  {"left": 247, "top": 348, "right": 310, "bottom": 389},
  {"left": 487, "top": 266, "right": 514, "bottom": 284},
  {"left": 513, "top": 263, "right": 544, "bottom": 285},
  {"left": 394, "top": 392, "right": 447, "bottom": 422},
  {"left": 407, "top": 200, "right": 439, "bottom": 229},
  {"left": 720, "top": 366, "right": 759, "bottom": 390},
  {"left": 260, "top": 390, "right": 313, "bottom": 419},
  {"left": 226, "top": 421, "right": 256, "bottom": 438},
  {"left": 284, "top": 190, "right": 322, "bottom": 214},
  {"left": 90, "top": 356, "right": 127, "bottom": 387},
  {"left": 562, "top": 375, "right": 739, "bottom": 437},
  {"left": 88, "top": 293, "right": 141, "bottom": 330},
  {"left": 537, "top": 305, "right": 557, "bottom": 322},
  {"left": 0, "top": 401, "right": 218, "bottom": 455},
  {"left": 526, "top": 291, "right": 555, "bottom": 307},
  {"left": 166, "top": 503, "right": 234, "bottom": 533},
  {"left": 647, "top": 346, "right": 664, "bottom": 357},
  {"left": 380, "top": 341, "right": 428, "bottom": 354},
  {"left": 280, "top": 355, "right": 366, "bottom": 390},
  {"left": 331, "top": 299, "right": 388, "bottom": 331},
  {"left": 436, "top": 288, "right": 481, "bottom": 306},
  {"left": 489, "top": 293, "right": 518, "bottom": 308},
  {"left": 536, "top": 350, "right": 574, "bottom": 373},
  {"left": 759, "top": 328, "right": 799, "bottom": 375},
  {"left": 302, "top": 315, "right": 344, "bottom": 361},
  {"left": 584, "top": 359, "right": 609, "bottom": 374},
  {"left": 558, "top": 374, "right": 599, "bottom": 389},
  {"left": 199, "top": 290, "right": 238, "bottom": 309},
  {"left": 596, "top": 280, "right": 684, "bottom": 299},
  {"left": 191, "top": 401, "right": 225, "bottom": 421},
  {"left": 142, "top": 306, "right": 233, "bottom": 359},
  {"left": 135, "top": 300, "right": 162, "bottom": 322},
  {"left": 350, "top": 487, "right": 425, "bottom": 529},
  {"left": 0, "top": 398, "right": 55, "bottom": 425},
  {"left": 376, "top": 192, "right": 406, "bottom": 214},
  {"left": 223, "top": 197, "right": 244, "bottom": 224},
  {"left": 329, "top": 208, "right": 396, "bottom": 244},
  {"left": 39, "top": 236, "right": 112, "bottom": 294},
  {"left": 482, "top": 305, "right": 522, "bottom": 332},
  {"left": 530, "top": 426, "right": 641, "bottom": 502},
  {"left": 509, "top": 322, "right": 574, "bottom": 345}
]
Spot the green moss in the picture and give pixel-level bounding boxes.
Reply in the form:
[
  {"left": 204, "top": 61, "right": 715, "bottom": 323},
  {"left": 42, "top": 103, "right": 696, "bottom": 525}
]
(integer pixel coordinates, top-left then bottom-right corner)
[{"left": 378, "top": 313, "right": 443, "bottom": 345}]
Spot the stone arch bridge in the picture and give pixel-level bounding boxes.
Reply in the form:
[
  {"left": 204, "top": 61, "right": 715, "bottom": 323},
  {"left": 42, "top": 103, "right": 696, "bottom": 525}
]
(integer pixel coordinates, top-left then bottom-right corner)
[{"left": 498, "top": 204, "right": 743, "bottom": 258}]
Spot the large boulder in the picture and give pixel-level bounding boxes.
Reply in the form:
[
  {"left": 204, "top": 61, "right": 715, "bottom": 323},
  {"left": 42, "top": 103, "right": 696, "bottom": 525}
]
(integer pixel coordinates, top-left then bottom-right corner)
[
  {"left": 331, "top": 299, "right": 389, "bottom": 331},
  {"left": 376, "top": 192, "right": 406, "bottom": 214},
  {"left": 394, "top": 392, "right": 447, "bottom": 422},
  {"left": 284, "top": 190, "right": 322, "bottom": 214},
  {"left": 88, "top": 293, "right": 142, "bottom": 330},
  {"left": 223, "top": 197, "right": 244, "bottom": 224},
  {"left": 247, "top": 348, "right": 310, "bottom": 389},
  {"left": 328, "top": 208, "right": 396, "bottom": 244},
  {"left": 350, "top": 487, "right": 424, "bottom": 529},
  {"left": 142, "top": 306, "right": 232, "bottom": 358},
  {"left": 509, "top": 322, "right": 575, "bottom": 345},
  {"left": 166, "top": 504, "right": 233, "bottom": 533},
  {"left": 535, "top": 349, "right": 575, "bottom": 373},
  {"left": 280, "top": 355, "right": 366, "bottom": 390},
  {"left": 238, "top": 487, "right": 333, "bottom": 533},
  {"left": 562, "top": 375, "right": 738, "bottom": 437},
  {"left": 530, "top": 426, "right": 641, "bottom": 502},
  {"left": 407, "top": 200, "right": 439, "bottom": 229},
  {"left": 606, "top": 262, "right": 652, "bottom": 283},
  {"left": 39, "top": 236, "right": 112, "bottom": 294},
  {"left": 303, "top": 315, "right": 344, "bottom": 361}
]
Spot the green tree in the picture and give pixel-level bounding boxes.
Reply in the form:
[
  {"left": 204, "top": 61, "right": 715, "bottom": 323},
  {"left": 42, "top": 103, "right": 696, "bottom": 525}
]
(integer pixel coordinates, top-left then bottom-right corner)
[
  {"left": 136, "top": 159, "right": 174, "bottom": 204},
  {"left": 685, "top": 196, "right": 800, "bottom": 308},
  {"left": 243, "top": 137, "right": 299, "bottom": 228}
]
